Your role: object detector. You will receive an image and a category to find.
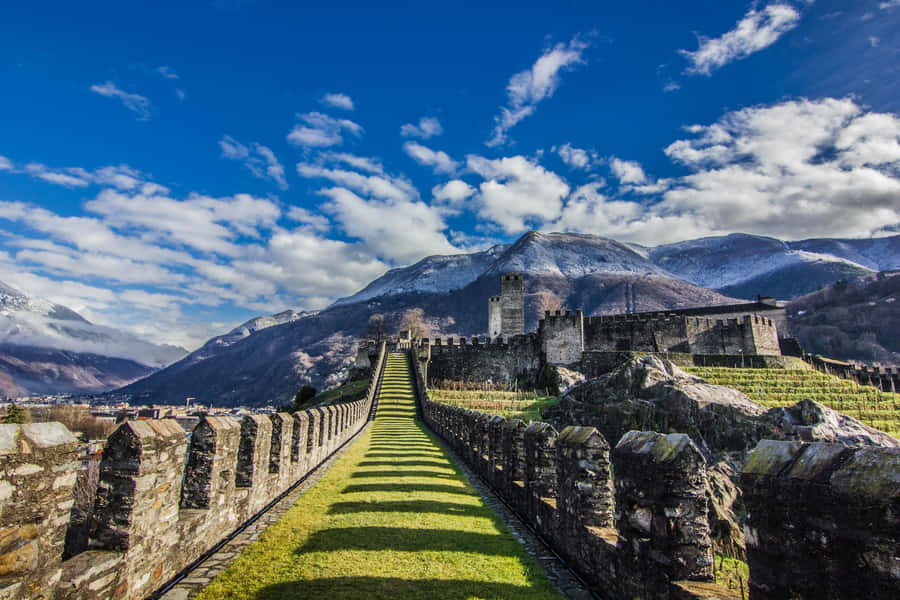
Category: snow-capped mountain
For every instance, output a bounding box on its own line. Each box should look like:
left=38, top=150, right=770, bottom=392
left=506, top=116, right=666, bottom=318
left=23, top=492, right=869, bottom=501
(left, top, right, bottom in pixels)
left=0, top=281, right=187, bottom=395
left=183, top=309, right=311, bottom=366
left=648, top=233, right=878, bottom=300
left=116, top=230, right=898, bottom=407
left=334, top=244, right=508, bottom=306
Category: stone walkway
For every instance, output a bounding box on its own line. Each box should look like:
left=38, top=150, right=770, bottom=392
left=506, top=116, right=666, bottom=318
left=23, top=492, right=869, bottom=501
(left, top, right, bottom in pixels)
left=173, top=353, right=589, bottom=599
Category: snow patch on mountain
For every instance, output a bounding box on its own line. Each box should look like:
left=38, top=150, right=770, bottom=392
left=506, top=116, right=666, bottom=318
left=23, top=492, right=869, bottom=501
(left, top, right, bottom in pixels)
left=0, top=280, right=187, bottom=368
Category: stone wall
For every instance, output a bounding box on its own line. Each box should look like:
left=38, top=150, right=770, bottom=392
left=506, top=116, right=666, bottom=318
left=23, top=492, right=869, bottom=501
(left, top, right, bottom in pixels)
left=538, top=310, right=584, bottom=366
left=488, top=296, right=502, bottom=338
left=741, top=441, right=900, bottom=599
left=582, top=313, right=780, bottom=356
left=422, top=335, right=541, bottom=386
left=414, top=348, right=899, bottom=599
left=1, top=341, right=385, bottom=600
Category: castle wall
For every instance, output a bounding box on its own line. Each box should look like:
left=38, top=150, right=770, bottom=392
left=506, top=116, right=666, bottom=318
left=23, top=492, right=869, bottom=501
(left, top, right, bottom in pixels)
left=539, top=310, right=584, bottom=365
left=414, top=362, right=727, bottom=599
left=414, top=346, right=900, bottom=599
left=584, top=315, right=691, bottom=353
left=7, top=341, right=387, bottom=600
left=423, top=335, right=541, bottom=386
left=0, top=423, right=80, bottom=599
left=500, top=274, right=524, bottom=337
left=741, top=441, right=900, bottom=599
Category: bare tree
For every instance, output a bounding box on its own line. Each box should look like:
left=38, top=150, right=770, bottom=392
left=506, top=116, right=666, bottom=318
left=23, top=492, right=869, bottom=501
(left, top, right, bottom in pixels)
left=366, top=313, right=388, bottom=341
left=536, top=290, right=564, bottom=318
left=399, top=308, right=432, bottom=340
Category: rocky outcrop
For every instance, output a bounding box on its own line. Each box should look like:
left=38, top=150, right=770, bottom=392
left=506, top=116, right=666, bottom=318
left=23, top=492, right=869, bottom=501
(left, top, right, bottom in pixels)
left=543, top=356, right=899, bottom=558
left=544, top=355, right=899, bottom=454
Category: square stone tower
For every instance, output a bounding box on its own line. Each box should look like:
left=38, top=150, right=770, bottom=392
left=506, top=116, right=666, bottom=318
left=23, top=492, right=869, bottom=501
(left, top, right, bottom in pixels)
left=488, top=295, right=502, bottom=338
left=500, top=273, right=525, bottom=336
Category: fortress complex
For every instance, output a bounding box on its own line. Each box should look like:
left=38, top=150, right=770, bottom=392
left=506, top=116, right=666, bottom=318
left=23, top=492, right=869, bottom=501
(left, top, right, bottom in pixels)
left=413, top=274, right=788, bottom=385
left=491, top=272, right=783, bottom=364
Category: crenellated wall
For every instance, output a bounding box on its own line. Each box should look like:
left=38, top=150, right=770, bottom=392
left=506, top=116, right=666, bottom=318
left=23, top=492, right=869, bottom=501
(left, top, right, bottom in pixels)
left=411, top=351, right=899, bottom=600
left=1, top=341, right=386, bottom=600
left=420, top=334, right=542, bottom=386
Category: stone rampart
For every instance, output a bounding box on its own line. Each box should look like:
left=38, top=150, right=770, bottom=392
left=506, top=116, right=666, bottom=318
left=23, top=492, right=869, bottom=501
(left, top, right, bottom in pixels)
left=1, top=341, right=385, bottom=600
left=741, top=440, right=899, bottom=599
left=421, top=334, right=541, bottom=386
left=412, top=351, right=898, bottom=599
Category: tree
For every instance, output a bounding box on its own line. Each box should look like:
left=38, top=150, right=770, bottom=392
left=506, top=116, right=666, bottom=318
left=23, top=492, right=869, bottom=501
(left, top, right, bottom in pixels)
left=294, top=385, right=317, bottom=407
left=4, top=403, right=30, bottom=424
left=535, top=290, right=564, bottom=319
left=399, top=308, right=432, bottom=340
left=366, top=313, right=388, bottom=341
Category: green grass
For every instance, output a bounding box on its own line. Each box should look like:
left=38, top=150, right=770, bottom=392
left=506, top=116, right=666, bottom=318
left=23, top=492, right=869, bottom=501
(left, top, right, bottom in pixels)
left=428, top=390, right=558, bottom=422
left=196, top=353, right=561, bottom=600
left=685, top=366, right=900, bottom=438
left=714, top=553, right=749, bottom=599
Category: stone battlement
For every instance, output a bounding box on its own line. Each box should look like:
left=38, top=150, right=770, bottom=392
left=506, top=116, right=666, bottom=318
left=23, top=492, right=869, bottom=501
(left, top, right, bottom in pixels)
left=0, top=343, right=386, bottom=600
left=411, top=353, right=899, bottom=599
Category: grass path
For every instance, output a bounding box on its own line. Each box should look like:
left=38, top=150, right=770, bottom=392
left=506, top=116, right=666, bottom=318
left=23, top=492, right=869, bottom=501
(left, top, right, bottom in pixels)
left=195, top=353, right=561, bottom=600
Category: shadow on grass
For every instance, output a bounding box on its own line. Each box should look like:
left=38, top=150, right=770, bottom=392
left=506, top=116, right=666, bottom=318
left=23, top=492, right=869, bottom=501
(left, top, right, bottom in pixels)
left=253, top=576, right=550, bottom=600
left=295, top=526, right=513, bottom=556
left=350, top=469, right=456, bottom=480
left=340, top=483, right=477, bottom=496
left=363, top=453, right=445, bottom=460
left=327, top=499, right=486, bottom=518
left=357, top=460, right=451, bottom=468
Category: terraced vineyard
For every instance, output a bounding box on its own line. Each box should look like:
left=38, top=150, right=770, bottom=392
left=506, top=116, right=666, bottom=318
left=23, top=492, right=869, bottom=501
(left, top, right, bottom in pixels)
left=685, top=366, right=900, bottom=438
left=428, top=389, right=558, bottom=422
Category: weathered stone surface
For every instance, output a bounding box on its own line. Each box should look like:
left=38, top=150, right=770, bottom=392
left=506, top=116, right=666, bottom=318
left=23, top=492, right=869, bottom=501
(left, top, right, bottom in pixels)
left=613, top=431, right=713, bottom=597
left=0, top=422, right=79, bottom=599
left=741, top=441, right=900, bottom=599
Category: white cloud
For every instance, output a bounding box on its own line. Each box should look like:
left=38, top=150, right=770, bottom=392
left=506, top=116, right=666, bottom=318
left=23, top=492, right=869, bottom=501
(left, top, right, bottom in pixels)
left=680, top=4, right=801, bottom=76
left=319, top=187, right=457, bottom=264
left=287, top=112, right=363, bottom=147
left=488, top=35, right=589, bottom=146
left=402, top=141, right=459, bottom=174
left=286, top=206, right=331, bottom=232
left=0, top=156, right=12, bottom=171
left=89, top=81, right=152, bottom=119
left=319, top=152, right=384, bottom=174
left=155, top=65, right=179, bottom=80
left=663, top=81, right=681, bottom=93
left=608, top=157, right=647, bottom=184
left=297, top=163, right=417, bottom=203
left=555, top=143, right=594, bottom=170
left=645, top=98, right=900, bottom=242
left=321, top=92, right=355, bottom=111
left=869, top=36, right=880, bottom=47
left=432, top=180, right=476, bottom=207
left=400, top=117, right=443, bottom=139
left=880, top=0, right=900, bottom=9
left=219, top=135, right=287, bottom=189
left=17, top=162, right=154, bottom=191
left=175, top=88, right=186, bottom=101
left=467, top=154, right=570, bottom=233
left=24, top=163, right=90, bottom=187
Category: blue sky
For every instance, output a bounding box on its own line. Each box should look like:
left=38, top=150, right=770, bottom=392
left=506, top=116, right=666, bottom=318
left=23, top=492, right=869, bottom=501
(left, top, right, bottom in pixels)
left=0, top=0, right=898, bottom=349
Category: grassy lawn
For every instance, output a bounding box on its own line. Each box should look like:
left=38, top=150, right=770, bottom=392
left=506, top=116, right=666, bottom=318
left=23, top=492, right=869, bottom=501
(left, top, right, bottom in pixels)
left=196, top=353, right=561, bottom=600
left=428, top=389, right=558, bottom=422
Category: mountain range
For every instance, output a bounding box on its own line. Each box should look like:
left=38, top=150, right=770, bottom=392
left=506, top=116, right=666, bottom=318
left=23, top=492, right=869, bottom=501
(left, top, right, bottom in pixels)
left=0, top=281, right=187, bottom=397
left=117, top=231, right=900, bottom=407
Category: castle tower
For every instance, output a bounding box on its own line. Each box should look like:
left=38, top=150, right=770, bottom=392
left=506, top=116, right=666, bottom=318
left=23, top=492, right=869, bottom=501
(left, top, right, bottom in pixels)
left=500, top=273, right=525, bottom=336
left=488, top=296, right=502, bottom=338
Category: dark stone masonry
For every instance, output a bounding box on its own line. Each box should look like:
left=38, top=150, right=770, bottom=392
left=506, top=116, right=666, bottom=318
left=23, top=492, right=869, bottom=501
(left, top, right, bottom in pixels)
left=412, top=352, right=900, bottom=599
left=0, top=343, right=385, bottom=600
